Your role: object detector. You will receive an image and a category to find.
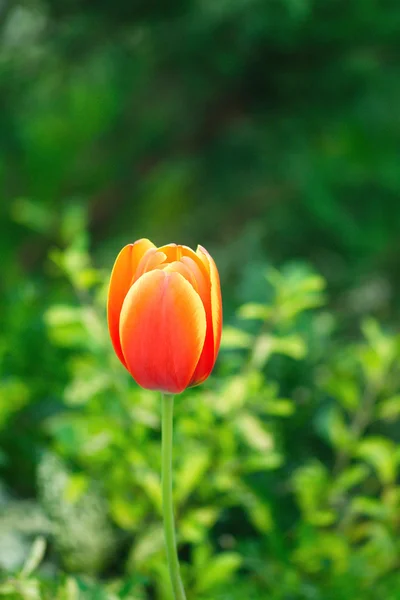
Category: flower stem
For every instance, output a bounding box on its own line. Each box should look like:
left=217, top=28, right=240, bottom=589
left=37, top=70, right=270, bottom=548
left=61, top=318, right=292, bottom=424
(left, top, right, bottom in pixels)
left=161, top=394, right=187, bottom=600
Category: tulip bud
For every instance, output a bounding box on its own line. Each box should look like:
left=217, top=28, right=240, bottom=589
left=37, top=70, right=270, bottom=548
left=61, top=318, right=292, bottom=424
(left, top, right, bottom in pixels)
left=107, top=239, right=222, bottom=394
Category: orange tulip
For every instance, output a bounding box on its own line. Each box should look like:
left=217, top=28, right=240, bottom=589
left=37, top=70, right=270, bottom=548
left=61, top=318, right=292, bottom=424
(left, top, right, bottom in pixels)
left=107, top=239, right=222, bottom=394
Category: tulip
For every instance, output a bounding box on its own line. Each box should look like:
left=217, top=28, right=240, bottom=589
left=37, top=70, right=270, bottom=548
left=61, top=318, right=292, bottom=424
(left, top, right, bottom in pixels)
left=107, top=238, right=222, bottom=394
left=107, top=239, right=222, bottom=600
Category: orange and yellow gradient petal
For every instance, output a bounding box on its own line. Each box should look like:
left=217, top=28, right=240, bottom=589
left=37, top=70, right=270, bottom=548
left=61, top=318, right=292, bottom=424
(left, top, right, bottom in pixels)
left=119, top=269, right=207, bottom=393
left=107, top=238, right=155, bottom=366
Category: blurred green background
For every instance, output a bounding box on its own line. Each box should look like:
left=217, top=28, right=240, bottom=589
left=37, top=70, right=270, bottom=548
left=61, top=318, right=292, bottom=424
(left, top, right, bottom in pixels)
left=1, top=1, right=400, bottom=598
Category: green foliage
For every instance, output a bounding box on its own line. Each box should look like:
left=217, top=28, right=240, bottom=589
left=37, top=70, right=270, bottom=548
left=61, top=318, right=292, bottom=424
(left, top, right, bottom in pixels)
left=2, top=209, right=400, bottom=597
left=2, top=0, right=400, bottom=597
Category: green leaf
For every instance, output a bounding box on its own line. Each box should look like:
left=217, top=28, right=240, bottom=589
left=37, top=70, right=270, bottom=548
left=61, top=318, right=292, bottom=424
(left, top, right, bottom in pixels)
left=265, top=399, right=295, bottom=417
left=293, top=462, right=335, bottom=526
left=20, top=537, right=46, bottom=577
left=128, top=525, right=164, bottom=568
left=350, top=496, right=387, bottom=520
left=65, top=474, right=89, bottom=503
left=220, top=326, right=253, bottom=349
left=238, top=303, right=272, bottom=321
left=64, top=365, right=111, bottom=406
left=238, top=486, right=273, bottom=533
left=316, top=405, right=353, bottom=451
left=180, top=507, right=219, bottom=543
left=378, top=395, right=400, bottom=422
left=249, top=334, right=273, bottom=369
left=213, top=375, right=250, bottom=414
left=242, top=453, right=283, bottom=472
left=196, top=553, right=242, bottom=593
left=293, top=531, right=349, bottom=575
left=357, top=437, right=397, bottom=484
left=138, top=470, right=162, bottom=514
left=175, top=449, right=211, bottom=507
left=44, top=305, right=87, bottom=348
left=109, top=494, right=146, bottom=530
left=271, top=335, right=307, bottom=360
left=324, top=376, right=360, bottom=412
left=11, top=197, right=54, bottom=233
left=331, top=464, right=369, bottom=497
left=62, top=578, right=80, bottom=600
left=235, top=414, right=274, bottom=452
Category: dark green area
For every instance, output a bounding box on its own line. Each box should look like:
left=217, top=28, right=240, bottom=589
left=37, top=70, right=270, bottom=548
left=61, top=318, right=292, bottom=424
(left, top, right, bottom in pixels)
left=1, top=1, right=400, bottom=598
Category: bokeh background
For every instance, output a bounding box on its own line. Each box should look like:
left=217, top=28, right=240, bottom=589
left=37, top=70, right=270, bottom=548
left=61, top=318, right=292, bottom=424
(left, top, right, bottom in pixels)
left=1, top=1, right=400, bottom=598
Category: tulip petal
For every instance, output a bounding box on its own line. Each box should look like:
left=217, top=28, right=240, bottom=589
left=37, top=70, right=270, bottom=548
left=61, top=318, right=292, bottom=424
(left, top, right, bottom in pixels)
left=160, top=246, right=214, bottom=386
left=197, top=245, right=223, bottom=359
left=107, top=239, right=155, bottom=367
left=157, top=243, right=181, bottom=261
left=134, top=248, right=167, bottom=281
left=162, top=260, right=198, bottom=290
left=181, top=256, right=214, bottom=386
left=119, top=270, right=207, bottom=393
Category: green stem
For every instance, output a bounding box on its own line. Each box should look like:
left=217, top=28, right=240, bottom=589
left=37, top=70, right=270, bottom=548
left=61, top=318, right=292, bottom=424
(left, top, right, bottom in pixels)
left=161, top=394, right=187, bottom=600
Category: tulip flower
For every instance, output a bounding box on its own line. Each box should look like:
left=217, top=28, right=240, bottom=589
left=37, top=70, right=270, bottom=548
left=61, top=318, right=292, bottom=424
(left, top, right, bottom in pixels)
left=107, top=239, right=222, bottom=394
left=107, top=239, right=222, bottom=600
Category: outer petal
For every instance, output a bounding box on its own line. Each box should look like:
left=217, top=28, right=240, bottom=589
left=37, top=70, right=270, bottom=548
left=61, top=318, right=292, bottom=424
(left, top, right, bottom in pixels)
left=196, top=245, right=223, bottom=362
left=107, top=239, right=155, bottom=367
left=119, top=270, right=206, bottom=393
left=181, top=256, right=214, bottom=386
left=162, top=245, right=215, bottom=386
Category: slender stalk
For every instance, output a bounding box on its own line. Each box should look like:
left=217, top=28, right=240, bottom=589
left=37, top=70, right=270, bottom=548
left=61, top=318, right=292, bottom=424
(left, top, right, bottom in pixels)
left=161, top=394, right=187, bottom=600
